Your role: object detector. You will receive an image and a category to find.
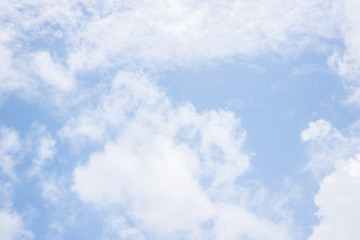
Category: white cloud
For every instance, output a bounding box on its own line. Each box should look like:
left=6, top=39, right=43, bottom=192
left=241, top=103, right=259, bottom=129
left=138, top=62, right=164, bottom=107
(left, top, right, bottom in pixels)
left=66, top=0, right=339, bottom=72
left=31, top=51, right=74, bottom=91
left=301, top=120, right=348, bottom=176
left=214, top=204, right=292, bottom=240
left=26, top=124, right=56, bottom=177
left=0, top=210, right=33, bottom=240
left=70, top=72, right=293, bottom=239
left=40, top=177, right=65, bottom=204
left=0, top=45, right=19, bottom=94
left=302, top=119, right=360, bottom=175
left=0, top=124, right=34, bottom=237
left=0, top=126, right=20, bottom=209
left=0, top=127, right=33, bottom=239
left=0, top=0, right=80, bottom=103
left=327, top=0, right=360, bottom=105
left=301, top=120, right=337, bottom=142
left=0, top=126, right=20, bottom=179
left=102, top=216, right=145, bottom=240
left=302, top=120, right=360, bottom=239
left=2, top=0, right=360, bottom=109
left=0, top=0, right=342, bottom=92
left=59, top=71, right=163, bottom=144
left=309, top=155, right=360, bottom=240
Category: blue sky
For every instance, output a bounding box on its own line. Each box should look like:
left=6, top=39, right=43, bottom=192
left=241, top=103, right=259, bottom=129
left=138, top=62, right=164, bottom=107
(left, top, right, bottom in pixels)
left=1, top=1, right=360, bottom=239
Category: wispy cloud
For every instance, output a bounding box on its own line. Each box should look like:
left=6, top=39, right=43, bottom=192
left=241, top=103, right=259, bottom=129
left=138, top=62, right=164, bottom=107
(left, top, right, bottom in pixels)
left=0, top=126, right=33, bottom=240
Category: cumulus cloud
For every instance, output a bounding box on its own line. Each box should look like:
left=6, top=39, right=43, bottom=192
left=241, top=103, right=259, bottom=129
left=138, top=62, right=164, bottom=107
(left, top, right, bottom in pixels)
left=301, top=120, right=335, bottom=142
left=302, top=120, right=360, bottom=239
left=301, top=120, right=349, bottom=176
left=69, top=72, right=294, bottom=239
left=309, top=155, right=360, bottom=240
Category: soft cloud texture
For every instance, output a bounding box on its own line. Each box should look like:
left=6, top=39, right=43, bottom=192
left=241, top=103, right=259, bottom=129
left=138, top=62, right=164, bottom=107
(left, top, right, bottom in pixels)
left=0, top=126, right=20, bottom=179
left=70, top=72, right=292, bottom=239
left=0, top=210, right=33, bottom=240
left=0, top=0, right=342, bottom=97
left=31, top=51, right=74, bottom=91
left=66, top=0, right=339, bottom=71
left=0, top=126, right=33, bottom=240
left=310, top=155, right=360, bottom=240
left=327, top=0, right=360, bottom=105
left=26, top=124, right=56, bottom=177
left=302, top=120, right=360, bottom=239
left=301, top=119, right=360, bottom=176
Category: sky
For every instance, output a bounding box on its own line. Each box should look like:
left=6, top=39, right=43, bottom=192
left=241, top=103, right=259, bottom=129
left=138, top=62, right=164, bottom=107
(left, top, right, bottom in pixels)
left=1, top=0, right=360, bottom=239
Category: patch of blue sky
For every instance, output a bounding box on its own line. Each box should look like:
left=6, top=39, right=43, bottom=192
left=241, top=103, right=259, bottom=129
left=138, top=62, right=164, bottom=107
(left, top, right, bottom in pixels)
left=0, top=95, right=61, bottom=133
left=12, top=181, right=48, bottom=237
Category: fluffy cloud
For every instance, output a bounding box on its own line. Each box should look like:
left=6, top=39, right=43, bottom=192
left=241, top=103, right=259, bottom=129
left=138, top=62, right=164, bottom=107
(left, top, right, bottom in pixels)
left=0, top=210, right=33, bottom=240
left=301, top=120, right=335, bottom=142
left=302, top=120, right=360, bottom=239
left=309, top=155, right=360, bottom=240
left=69, top=72, right=293, bottom=239
left=301, top=119, right=353, bottom=176
left=31, top=51, right=74, bottom=91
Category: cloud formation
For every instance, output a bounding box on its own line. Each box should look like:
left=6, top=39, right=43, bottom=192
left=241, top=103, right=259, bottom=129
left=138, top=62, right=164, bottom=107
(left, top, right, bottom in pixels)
left=302, top=119, right=360, bottom=176
left=310, top=155, right=360, bottom=240
left=69, top=72, right=294, bottom=239
left=0, top=210, right=33, bottom=240
left=302, top=120, right=360, bottom=239
left=0, top=0, right=342, bottom=95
